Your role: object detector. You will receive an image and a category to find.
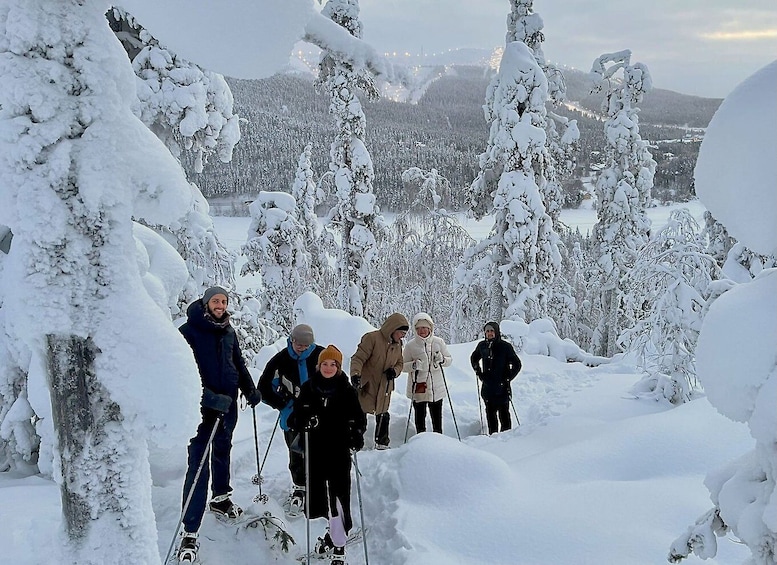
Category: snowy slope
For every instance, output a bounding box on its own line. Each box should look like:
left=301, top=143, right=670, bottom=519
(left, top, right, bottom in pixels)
left=0, top=201, right=752, bottom=565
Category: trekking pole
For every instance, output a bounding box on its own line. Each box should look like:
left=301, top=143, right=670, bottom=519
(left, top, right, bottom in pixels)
left=475, top=374, right=485, bottom=435
left=352, top=451, right=370, bottom=565
left=164, top=415, right=222, bottom=565
left=509, top=398, right=521, bottom=426
left=439, top=365, right=461, bottom=441
left=403, top=367, right=420, bottom=444
left=304, top=428, right=311, bottom=565
left=251, top=406, right=269, bottom=504
left=258, top=412, right=281, bottom=477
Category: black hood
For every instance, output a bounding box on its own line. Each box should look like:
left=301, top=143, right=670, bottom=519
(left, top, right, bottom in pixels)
left=484, top=321, right=502, bottom=340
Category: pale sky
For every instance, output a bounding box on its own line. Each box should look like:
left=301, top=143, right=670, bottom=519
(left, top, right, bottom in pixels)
left=356, top=0, right=777, bottom=99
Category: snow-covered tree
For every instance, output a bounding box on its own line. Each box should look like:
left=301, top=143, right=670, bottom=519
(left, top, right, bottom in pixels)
left=0, top=1, right=199, bottom=562
left=620, top=209, right=720, bottom=404
left=459, top=41, right=561, bottom=324
left=316, top=0, right=385, bottom=319
left=372, top=167, right=472, bottom=343
left=669, top=60, right=776, bottom=565
left=241, top=191, right=309, bottom=333
left=700, top=211, right=735, bottom=267
left=109, top=7, right=239, bottom=314
left=588, top=50, right=655, bottom=357
left=290, top=143, right=331, bottom=294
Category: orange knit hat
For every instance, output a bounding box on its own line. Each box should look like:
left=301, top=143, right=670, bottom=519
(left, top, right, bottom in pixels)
left=318, top=344, right=343, bottom=367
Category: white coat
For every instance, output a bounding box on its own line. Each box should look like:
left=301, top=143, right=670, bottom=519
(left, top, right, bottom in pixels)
left=403, top=332, right=452, bottom=403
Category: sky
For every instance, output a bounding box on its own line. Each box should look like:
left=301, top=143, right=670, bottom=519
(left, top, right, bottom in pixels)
left=355, top=0, right=777, bottom=99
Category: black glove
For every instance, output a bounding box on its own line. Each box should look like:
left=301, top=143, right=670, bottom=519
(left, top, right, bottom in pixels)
left=349, top=424, right=365, bottom=451
left=202, top=388, right=233, bottom=414
left=303, top=414, right=319, bottom=431
left=383, top=368, right=397, bottom=380
left=246, top=388, right=262, bottom=408
left=275, top=383, right=293, bottom=404
left=351, top=374, right=361, bottom=388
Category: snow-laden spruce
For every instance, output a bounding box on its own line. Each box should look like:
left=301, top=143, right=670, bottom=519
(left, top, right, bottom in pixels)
left=455, top=40, right=560, bottom=334
left=0, top=1, right=202, bottom=563
left=317, top=0, right=386, bottom=320
left=588, top=50, right=655, bottom=358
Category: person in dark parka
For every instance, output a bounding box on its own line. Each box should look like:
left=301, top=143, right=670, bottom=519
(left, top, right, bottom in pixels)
left=176, top=286, right=261, bottom=561
left=470, top=321, right=522, bottom=435
left=288, top=345, right=366, bottom=564
left=258, top=323, right=324, bottom=515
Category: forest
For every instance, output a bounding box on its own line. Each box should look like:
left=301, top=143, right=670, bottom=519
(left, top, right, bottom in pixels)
left=186, top=64, right=720, bottom=215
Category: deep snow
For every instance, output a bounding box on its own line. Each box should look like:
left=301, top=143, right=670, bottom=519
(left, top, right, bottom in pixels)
left=0, top=200, right=754, bottom=565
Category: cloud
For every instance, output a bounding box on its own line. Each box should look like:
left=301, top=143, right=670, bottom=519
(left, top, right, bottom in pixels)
left=701, top=29, right=777, bottom=41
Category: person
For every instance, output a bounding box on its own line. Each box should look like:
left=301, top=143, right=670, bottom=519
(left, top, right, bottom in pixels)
left=349, top=313, right=409, bottom=449
left=470, top=321, right=522, bottom=435
left=258, top=323, right=323, bottom=517
left=402, top=313, right=453, bottom=435
left=288, top=345, right=366, bottom=565
left=176, top=286, right=262, bottom=563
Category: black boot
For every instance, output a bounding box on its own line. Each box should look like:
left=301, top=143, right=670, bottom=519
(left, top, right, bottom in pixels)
left=374, top=412, right=390, bottom=449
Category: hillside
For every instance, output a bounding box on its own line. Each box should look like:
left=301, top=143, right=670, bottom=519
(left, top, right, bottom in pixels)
left=186, top=65, right=721, bottom=214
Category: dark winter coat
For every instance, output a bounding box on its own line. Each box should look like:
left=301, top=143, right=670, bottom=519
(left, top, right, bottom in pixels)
left=258, top=340, right=324, bottom=431
left=350, top=312, right=409, bottom=414
left=288, top=371, right=366, bottom=531
left=179, top=299, right=256, bottom=401
left=470, top=322, right=522, bottom=403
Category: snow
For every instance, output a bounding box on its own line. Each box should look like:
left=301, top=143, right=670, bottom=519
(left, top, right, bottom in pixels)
left=1, top=202, right=755, bottom=565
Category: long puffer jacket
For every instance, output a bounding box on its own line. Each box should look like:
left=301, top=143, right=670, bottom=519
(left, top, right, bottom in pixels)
left=402, top=313, right=453, bottom=403
left=350, top=312, right=409, bottom=414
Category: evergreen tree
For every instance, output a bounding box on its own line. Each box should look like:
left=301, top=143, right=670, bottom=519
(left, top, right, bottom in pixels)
left=588, top=50, right=655, bottom=357
left=0, top=1, right=198, bottom=561
left=317, top=0, right=385, bottom=319
left=460, top=41, right=560, bottom=323
left=241, top=192, right=308, bottom=333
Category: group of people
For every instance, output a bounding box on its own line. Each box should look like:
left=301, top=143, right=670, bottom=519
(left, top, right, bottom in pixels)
left=174, top=287, right=522, bottom=563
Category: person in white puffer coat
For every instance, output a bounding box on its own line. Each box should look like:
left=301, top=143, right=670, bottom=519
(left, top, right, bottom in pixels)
left=402, top=313, right=453, bottom=434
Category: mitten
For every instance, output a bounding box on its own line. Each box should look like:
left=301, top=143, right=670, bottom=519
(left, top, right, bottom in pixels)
left=202, top=388, right=233, bottom=414
left=384, top=368, right=397, bottom=380
left=350, top=374, right=361, bottom=388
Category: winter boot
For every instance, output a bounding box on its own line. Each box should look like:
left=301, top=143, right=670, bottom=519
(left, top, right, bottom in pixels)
left=331, top=545, right=346, bottom=564
left=208, top=493, right=244, bottom=523
left=286, top=485, right=305, bottom=518
left=314, top=531, right=335, bottom=557
left=177, top=531, right=199, bottom=563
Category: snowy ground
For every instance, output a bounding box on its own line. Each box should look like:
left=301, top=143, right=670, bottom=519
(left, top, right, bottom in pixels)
left=1, top=199, right=753, bottom=565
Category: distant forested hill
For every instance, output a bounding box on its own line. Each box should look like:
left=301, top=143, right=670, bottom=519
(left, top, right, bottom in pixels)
left=186, top=66, right=721, bottom=214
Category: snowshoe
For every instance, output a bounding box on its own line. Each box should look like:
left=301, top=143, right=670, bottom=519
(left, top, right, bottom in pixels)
left=315, top=532, right=335, bottom=557
left=331, top=545, right=346, bottom=564
left=177, top=531, right=199, bottom=564
left=208, top=494, right=244, bottom=524
left=286, top=488, right=305, bottom=518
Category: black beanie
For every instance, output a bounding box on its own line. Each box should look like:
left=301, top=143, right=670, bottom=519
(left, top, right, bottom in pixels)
left=202, top=286, right=229, bottom=305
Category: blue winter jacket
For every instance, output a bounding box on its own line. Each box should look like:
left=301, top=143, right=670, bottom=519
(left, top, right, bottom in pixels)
left=179, top=299, right=256, bottom=401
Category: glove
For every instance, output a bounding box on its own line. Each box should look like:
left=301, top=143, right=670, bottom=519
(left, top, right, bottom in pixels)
left=349, top=425, right=365, bottom=451
left=246, top=388, right=262, bottom=408
left=303, top=414, right=319, bottom=431
left=351, top=374, right=361, bottom=388
left=433, top=352, right=444, bottom=364
left=383, top=368, right=397, bottom=380
left=202, top=388, right=233, bottom=414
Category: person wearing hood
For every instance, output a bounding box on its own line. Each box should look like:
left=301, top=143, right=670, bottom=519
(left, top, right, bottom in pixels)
left=470, top=321, right=522, bottom=435
left=403, top=313, right=453, bottom=435
left=349, top=312, right=409, bottom=450
left=176, top=286, right=261, bottom=561
left=288, top=345, right=366, bottom=565
left=258, top=323, right=324, bottom=517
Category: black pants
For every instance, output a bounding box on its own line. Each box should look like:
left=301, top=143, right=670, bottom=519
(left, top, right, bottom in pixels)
left=375, top=412, right=390, bottom=447
left=182, top=405, right=238, bottom=532
left=284, top=429, right=305, bottom=488
left=413, top=399, right=443, bottom=434
left=484, top=400, right=511, bottom=435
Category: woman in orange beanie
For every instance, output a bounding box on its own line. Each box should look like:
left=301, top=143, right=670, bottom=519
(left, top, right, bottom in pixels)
left=288, top=345, right=366, bottom=564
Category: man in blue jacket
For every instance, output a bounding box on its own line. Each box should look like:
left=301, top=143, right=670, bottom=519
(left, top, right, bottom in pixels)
left=259, top=323, right=323, bottom=517
left=176, top=287, right=261, bottom=562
